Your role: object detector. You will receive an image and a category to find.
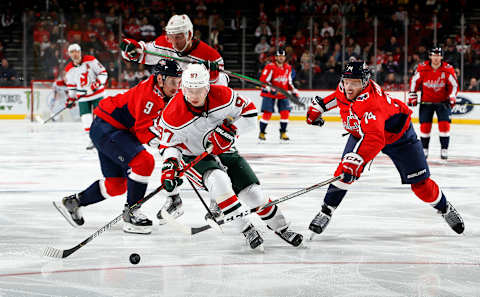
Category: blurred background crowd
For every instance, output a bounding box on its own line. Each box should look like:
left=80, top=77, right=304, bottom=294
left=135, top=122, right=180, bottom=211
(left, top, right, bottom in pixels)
left=1, top=0, right=479, bottom=91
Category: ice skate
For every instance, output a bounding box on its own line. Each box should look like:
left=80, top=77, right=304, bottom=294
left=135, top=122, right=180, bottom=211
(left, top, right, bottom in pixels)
left=423, top=148, right=429, bottom=159
left=440, top=149, right=448, bottom=161
left=271, top=224, right=304, bottom=247
left=157, top=194, right=184, bottom=225
left=242, top=224, right=264, bottom=251
left=280, top=131, right=290, bottom=141
left=53, top=194, right=85, bottom=227
left=123, top=203, right=153, bottom=234
left=204, top=200, right=224, bottom=221
left=258, top=132, right=266, bottom=141
left=86, top=141, right=95, bottom=150
left=439, top=201, right=464, bottom=234
left=308, top=204, right=333, bottom=240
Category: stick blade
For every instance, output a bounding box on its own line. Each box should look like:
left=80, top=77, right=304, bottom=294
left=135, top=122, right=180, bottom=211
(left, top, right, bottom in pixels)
left=160, top=209, right=192, bottom=235
left=43, top=246, right=66, bottom=258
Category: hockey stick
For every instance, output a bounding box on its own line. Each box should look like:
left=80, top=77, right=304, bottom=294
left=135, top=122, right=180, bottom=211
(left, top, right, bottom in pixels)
left=143, top=50, right=302, bottom=105
left=41, top=104, right=74, bottom=124
left=166, top=175, right=343, bottom=236
left=43, top=146, right=213, bottom=259
left=420, top=101, right=480, bottom=106
left=187, top=178, right=222, bottom=231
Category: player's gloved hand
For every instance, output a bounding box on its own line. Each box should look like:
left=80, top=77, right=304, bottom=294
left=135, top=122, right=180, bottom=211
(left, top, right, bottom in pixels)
left=65, top=97, right=76, bottom=109
left=208, top=119, right=238, bottom=155
left=340, top=152, right=365, bottom=184
left=449, top=96, right=456, bottom=108
left=306, top=96, right=326, bottom=127
left=407, top=92, right=418, bottom=107
left=161, top=158, right=183, bottom=192
left=202, top=60, right=220, bottom=71
left=90, top=79, right=102, bottom=92
left=262, top=86, right=278, bottom=96
left=120, top=38, right=142, bottom=61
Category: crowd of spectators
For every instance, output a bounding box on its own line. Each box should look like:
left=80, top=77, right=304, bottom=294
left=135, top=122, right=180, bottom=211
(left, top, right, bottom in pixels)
left=1, top=0, right=479, bottom=90
left=252, top=0, right=479, bottom=91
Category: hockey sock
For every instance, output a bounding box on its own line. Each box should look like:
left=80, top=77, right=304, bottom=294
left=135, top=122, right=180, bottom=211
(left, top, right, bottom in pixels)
left=324, top=184, right=347, bottom=208
left=420, top=137, right=430, bottom=150
left=78, top=180, right=105, bottom=206
left=419, top=122, right=432, bottom=149
left=126, top=150, right=154, bottom=206
left=260, top=112, right=272, bottom=133
left=279, top=110, right=290, bottom=133
left=438, top=121, right=450, bottom=150
left=81, top=113, right=93, bottom=133
left=411, top=178, right=447, bottom=213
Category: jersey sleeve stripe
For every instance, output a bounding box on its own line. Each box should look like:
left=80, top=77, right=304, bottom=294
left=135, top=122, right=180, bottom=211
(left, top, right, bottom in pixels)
left=410, top=72, right=421, bottom=92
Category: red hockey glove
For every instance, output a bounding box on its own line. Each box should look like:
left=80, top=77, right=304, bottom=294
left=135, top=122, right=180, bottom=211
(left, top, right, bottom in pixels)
left=208, top=120, right=238, bottom=155
left=65, top=97, right=76, bottom=109
left=90, top=79, right=102, bottom=92
left=407, top=92, right=418, bottom=107
left=340, top=152, right=365, bottom=184
left=161, top=158, right=183, bottom=192
left=120, top=38, right=142, bottom=61
left=449, top=96, right=456, bottom=108
left=306, top=96, right=326, bottom=127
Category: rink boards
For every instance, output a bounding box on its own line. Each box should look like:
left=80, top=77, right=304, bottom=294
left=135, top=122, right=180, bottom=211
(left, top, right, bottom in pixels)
left=1, top=87, right=479, bottom=124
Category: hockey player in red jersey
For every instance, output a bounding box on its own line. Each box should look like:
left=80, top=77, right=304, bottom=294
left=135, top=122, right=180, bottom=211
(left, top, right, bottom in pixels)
left=120, top=14, right=228, bottom=86
left=306, top=61, right=464, bottom=239
left=408, top=47, right=458, bottom=160
left=53, top=60, right=182, bottom=234
left=258, top=47, right=299, bottom=141
left=154, top=63, right=304, bottom=250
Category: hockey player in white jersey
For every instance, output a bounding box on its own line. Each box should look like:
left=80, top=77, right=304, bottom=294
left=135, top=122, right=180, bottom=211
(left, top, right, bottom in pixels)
left=64, top=43, right=108, bottom=149
left=120, top=14, right=228, bottom=86
left=154, top=64, right=304, bottom=250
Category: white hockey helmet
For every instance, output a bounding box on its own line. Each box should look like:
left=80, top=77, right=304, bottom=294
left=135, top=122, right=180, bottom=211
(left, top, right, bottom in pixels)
left=165, top=14, right=193, bottom=38
left=68, top=43, right=81, bottom=52
left=182, top=63, right=210, bottom=89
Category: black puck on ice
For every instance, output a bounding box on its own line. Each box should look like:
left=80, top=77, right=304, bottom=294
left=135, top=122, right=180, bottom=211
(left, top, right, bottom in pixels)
left=129, top=253, right=141, bottom=265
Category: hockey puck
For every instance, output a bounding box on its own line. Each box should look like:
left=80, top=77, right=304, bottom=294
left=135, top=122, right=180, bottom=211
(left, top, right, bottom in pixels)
left=129, top=253, right=141, bottom=265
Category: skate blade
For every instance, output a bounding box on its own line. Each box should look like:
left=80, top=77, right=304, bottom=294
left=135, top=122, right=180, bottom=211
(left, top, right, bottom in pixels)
left=308, top=231, right=318, bottom=241
left=52, top=201, right=81, bottom=228
left=123, top=223, right=152, bottom=234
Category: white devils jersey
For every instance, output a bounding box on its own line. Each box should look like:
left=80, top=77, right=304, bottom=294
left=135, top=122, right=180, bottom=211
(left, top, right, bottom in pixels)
left=153, top=85, right=257, bottom=160
left=64, top=55, right=108, bottom=102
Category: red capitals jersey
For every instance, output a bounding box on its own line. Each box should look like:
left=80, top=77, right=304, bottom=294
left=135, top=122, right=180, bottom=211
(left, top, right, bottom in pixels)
left=137, top=35, right=224, bottom=85
left=259, top=62, right=295, bottom=99
left=410, top=61, right=458, bottom=103
left=321, top=80, right=412, bottom=163
left=94, top=75, right=170, bottom=147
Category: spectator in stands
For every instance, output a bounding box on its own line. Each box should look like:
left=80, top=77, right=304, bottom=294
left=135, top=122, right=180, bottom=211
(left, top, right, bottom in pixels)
left=67, top=23, right=83, bottom=44
left=383, top=72, right=400, bottom=91
left=193, top=10, right=209, bottom=38
left=444, top=43, right=460, bottom=69
left=0, top=58, right=17, bottom=85
left=467, top=77, right=479, bottom=91
left=124, top=17, right=141, bottom=40
left=295, top=53, right=321, bottom=89
left=320, top=21, right=334, bottom=38
left=1, top=8, right=14, bottom=30
left=140, top=16, right=156, bottom=41
left=230, top=10, right=244, bottom=31
left=0, top=41, right=4, bottom=60
left=106, top=61, right=119, bottom=83
left=255, top=36, right=271, bottom=56
left=122, top=63, right=137, bottom=88
left=291, top=30, right=306, bottom=54
left=210, top=27, right=223, bottom=53
left=383, top=36, right=399, bottom=53
left=105, top=7, right=119, bottom=31
left=255, top=21, right=272, bottom=39
left=135, top=64, right=150, bottom=82
left=319, top=55, right=340, bottom=89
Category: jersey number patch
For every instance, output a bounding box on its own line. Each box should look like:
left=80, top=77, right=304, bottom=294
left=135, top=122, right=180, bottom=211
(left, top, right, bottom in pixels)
left=364, top=112, right=376, bottom=124
left=144, top=101, right=154, bottom=114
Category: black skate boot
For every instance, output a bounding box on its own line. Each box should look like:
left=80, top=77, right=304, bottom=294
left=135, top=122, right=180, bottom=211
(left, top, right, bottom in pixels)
left=439, top=201, right=464, bottom=234
left=271, top=224, right=304, bottom=247
left=441, top=149, right=448, bottom=161
left=157, top=194, right=184, bottom=225
left=242, top=224, right=264, bottom=250
left=308, top=204, right=334, bottom=240
left=123, top=203, right=153, bottom=234
left=53, top=194, right=85, bottom=227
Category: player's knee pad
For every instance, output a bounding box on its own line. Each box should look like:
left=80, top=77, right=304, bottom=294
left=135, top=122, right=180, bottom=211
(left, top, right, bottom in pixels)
left=438, top=121, right=450, bottom=136
left=204, top=169, right=235, bottom=204
left=261, top=112, right=273, bottom=121
left=279, top=110, right=290, bottom=120
left=100, top=177, right=127, bottom=198
left=411, top=178, right=441, bottom=205
left=238, top=184, right=266, bottom=208
left=420, top=122, right=432, bottom=137
left=128, top=150, right=154, bottom=183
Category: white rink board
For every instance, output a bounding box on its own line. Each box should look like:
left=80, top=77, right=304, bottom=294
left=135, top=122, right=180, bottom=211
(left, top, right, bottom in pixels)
left=1, top=87, right=480, bottom=123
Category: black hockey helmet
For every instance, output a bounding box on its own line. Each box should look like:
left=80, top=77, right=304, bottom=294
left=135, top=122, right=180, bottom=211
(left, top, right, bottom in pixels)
left=153, top=59, right=182, bottom=81
left=429, top=47, right=443, bottom=57
left=275, top=47, right=286, bottom=56
left=341, top=61, right=371, bottom=89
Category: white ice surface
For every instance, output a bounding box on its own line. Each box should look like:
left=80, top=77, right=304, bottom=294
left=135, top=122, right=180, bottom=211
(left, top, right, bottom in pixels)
left=0, top=120, right=479, bottom=297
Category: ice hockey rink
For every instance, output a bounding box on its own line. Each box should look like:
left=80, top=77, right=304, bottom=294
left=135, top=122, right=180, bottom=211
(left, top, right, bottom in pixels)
left=0, top=120, right=479, bottom=297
